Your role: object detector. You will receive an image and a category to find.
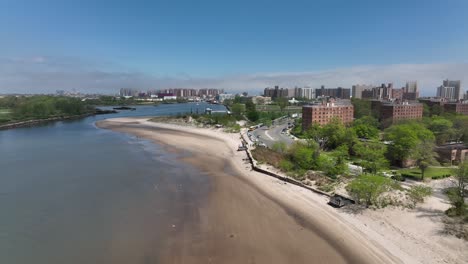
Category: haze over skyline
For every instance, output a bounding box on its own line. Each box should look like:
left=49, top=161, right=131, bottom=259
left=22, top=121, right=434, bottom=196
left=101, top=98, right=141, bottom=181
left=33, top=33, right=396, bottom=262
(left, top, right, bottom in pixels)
left=1, top=0, right=467, bottom=95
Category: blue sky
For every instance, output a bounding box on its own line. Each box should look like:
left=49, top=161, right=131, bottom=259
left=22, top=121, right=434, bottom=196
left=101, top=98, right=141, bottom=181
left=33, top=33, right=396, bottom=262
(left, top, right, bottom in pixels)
left=0, top=0, right=467, bottom=94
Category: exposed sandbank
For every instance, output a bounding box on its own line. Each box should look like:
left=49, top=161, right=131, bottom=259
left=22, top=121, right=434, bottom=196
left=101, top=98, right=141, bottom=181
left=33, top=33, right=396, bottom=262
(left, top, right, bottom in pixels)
left=97, top=117, right=402, bottom=264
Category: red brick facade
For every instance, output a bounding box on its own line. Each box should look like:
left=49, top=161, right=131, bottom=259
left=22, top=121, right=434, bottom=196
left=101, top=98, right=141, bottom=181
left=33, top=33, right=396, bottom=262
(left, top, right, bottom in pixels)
left=302, top=103, right=354, bottom=130
left=372, top=101, right=423, bottom=127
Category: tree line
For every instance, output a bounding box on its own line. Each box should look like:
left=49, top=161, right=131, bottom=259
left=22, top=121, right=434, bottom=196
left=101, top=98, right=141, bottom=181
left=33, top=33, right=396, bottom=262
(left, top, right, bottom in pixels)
left=0, top=96, right=95, bottom=123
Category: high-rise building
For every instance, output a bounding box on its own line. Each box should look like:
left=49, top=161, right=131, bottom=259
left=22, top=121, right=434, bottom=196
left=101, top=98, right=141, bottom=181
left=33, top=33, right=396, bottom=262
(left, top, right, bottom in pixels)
left=403, top=81, right=419, bottom=100
left=405, top=81, right=418, bottom=93
left=437, top=86, right=456, bottom=100
left=351, top=84, right=373, bottom=99
left=263, top=86, right=290, bottom=99
left=315, top=86, right=351, bottom=99
left=438, top=79, right=462, bottom=100
left=392, top=88, right=404, bottom=100
left=119, top=88, right=138, bottom=97
left=301, top=87, right=315, bottom=99
left=361, top=83, right=393, bottom=100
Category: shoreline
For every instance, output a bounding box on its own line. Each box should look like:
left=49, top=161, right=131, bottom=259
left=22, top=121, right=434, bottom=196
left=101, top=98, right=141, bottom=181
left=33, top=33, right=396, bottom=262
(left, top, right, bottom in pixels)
left=96, top=118, right=400, bottom=263
left=0, top=109, right=116, bottom=130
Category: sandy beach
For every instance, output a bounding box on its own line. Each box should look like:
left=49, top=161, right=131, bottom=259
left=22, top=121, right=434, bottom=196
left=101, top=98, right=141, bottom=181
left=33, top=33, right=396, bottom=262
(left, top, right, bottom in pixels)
left=97, top=117, right=467, bottom=264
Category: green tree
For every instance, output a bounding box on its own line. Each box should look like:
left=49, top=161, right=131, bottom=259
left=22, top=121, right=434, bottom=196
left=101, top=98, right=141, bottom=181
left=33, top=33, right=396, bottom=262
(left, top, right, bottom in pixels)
left=276, top=97, right=289, bottom=112
left=428, top=117, right=459, bottom=145
left=346, top=175, right=396, bottom=207
left=351, top=98, right=373, bottom=119
left=353, top=116, right=380, bottom=139
left=230, top=103, right=245, bottom=116
left=412, top=140, right=439, bottom=180
left=288, top=142, right=316, bottom=170
left=446, top=162, right=468, bottom=216
left=452, top=116, right=468, bottom=144
left=321, top=118, right=347, bottom=150
left=354, top=141, right=389, bottom=174
left=384, top=122, right=435, bottom=165
left=272, top=142, right=288, bottom=154
left=304, top=122, right=326, bottom=149
left=327, top=145, right=349, bottom=176
left=246, top=110, right=260, bottom=121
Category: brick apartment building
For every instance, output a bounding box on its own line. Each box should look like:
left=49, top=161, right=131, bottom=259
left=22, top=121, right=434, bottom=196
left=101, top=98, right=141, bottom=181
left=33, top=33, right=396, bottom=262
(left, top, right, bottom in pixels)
left=435, top=143, right=468, bottom=164
left=419, top=98, right=468, bottom=115
left=371, top=100, right=423, bottom=127
left=302, top=100, right=354, bottom=130
left=443, top=102, right=468, bottom=115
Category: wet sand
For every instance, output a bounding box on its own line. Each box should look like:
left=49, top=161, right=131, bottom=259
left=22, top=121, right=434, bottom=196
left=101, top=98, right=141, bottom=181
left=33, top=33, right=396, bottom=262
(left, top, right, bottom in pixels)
left=97, top=118, right=397, bottom=264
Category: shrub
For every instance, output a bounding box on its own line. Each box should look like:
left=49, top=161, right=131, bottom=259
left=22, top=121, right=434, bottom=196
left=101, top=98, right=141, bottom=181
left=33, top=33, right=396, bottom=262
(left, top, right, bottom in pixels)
left=446, top=187, right=467, bottom=217
left=279, top=159, right=294, bottom=172
left=407, top=185, right=432, bottom=207
left=346, top=175, right=396, bottom=208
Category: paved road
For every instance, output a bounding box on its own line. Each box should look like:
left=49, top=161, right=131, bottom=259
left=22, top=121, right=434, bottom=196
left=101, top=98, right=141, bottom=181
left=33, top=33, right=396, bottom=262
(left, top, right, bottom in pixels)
left=251, top=118, right=296, bottom=148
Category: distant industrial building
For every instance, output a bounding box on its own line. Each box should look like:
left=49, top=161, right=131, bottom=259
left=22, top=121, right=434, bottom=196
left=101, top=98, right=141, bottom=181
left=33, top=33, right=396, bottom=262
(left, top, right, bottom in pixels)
left=371, top=100, right=423, bottom=127
left=302, top=99, right=354, bottom=129
left=315, top=86, right=351, bottom=99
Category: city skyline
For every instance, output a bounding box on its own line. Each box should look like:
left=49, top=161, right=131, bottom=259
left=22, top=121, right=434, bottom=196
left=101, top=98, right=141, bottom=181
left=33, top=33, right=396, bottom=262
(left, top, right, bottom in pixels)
left=1, top=1, right=468, bottom=95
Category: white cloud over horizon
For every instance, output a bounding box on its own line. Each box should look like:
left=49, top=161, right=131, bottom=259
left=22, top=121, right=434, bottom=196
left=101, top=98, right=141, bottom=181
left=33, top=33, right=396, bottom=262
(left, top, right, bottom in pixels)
left=0, top=56, right=467, bottom=97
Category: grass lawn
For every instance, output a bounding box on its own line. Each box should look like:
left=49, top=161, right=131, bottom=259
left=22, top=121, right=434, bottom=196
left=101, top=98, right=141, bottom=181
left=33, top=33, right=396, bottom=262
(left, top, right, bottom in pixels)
left=398, top=167, right=454, bottom=180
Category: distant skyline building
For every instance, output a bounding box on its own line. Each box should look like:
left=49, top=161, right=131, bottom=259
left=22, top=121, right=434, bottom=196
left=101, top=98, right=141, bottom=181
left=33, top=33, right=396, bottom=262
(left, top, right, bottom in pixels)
left=437, top=86, right=456, bottom=100
left=301, top=87, right=315, bottom=99
left=361, top=83, right=393, bottom=100
left=437, top=79, right=462, bottom=100
left=315, top=86, right=350, bottom=99
left=403, top=81, right=419, bottom=100
left=357, top=82, right=419, bottom=101
left=352, top=84, right=373, bottom=99
left=405, top=81, right=418, bottom=93
left=264, top=86, right=290, bottom=99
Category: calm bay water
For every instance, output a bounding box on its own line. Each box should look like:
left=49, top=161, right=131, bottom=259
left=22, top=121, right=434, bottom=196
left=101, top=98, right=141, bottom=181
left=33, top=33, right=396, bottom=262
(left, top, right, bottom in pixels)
left=0, top=103, right=226, bottom=264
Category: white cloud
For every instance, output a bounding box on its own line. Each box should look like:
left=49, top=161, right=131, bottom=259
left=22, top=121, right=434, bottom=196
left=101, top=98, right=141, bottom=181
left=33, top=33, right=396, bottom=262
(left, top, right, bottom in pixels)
left=0, top=56, right=467, bottom=96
